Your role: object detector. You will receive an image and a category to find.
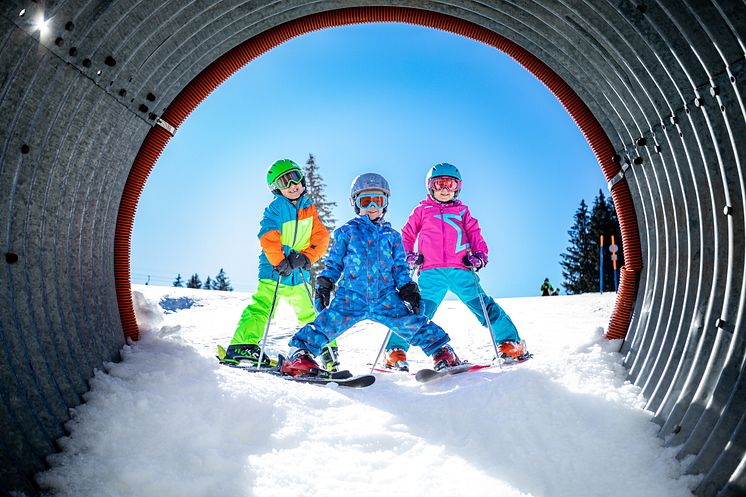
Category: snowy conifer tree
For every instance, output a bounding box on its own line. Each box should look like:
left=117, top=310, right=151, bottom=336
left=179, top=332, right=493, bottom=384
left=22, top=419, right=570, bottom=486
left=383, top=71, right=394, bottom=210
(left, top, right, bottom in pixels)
left=203, top=276, right=213, bottom=291
left=173, top=274, right=184, bottom=287
left=588, top=190, right=623, bottom=292
left=303, top=154, right=337, bottom=287
left=214, top=268, right=233, bottom=291
left=561, top=193, right=622, bottom=294
left=560, top=199, right=594, bottom=294
left=186, top=273, right=202, bottom=289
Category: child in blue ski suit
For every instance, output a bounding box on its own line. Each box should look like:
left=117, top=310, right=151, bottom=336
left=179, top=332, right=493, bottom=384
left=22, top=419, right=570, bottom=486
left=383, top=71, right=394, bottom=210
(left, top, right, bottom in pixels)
left=383, top=163, right=530, bottom=371
left=280, top=173, right=462, bottom=376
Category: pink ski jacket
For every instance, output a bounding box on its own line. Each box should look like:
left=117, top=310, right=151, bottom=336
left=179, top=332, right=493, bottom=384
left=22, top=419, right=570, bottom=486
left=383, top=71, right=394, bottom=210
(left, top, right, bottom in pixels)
left=401, top=196, right=489, bottom=271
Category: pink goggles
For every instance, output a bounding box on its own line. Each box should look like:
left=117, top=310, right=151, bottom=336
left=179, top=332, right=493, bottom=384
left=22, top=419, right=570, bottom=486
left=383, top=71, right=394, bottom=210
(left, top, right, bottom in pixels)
left=428, top=176, right=461, bottom=192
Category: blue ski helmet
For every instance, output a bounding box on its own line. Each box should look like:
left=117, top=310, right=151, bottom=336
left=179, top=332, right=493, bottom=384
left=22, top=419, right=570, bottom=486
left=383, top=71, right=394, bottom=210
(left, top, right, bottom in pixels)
left=350, top=173, right=390, bottom=214
left=426, top=163, right=462, bottom=198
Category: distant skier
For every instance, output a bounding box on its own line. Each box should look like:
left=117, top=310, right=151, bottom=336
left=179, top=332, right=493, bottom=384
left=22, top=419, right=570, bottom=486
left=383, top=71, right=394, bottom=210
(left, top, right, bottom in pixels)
left=384, top=163, right=530, bottom=370
left=552, top=287, right=560, bottom=296
left=541, top=278, right=553, bottom=296
left=222, top=160, right=337, bottom=369
left=279, top=173, right=462, bottom=377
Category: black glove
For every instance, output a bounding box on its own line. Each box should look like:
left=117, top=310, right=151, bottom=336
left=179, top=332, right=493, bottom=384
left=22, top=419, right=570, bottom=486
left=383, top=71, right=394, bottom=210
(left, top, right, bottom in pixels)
left=398, top=281, right=421, bottom=314
left=288, top=251, right=311, bottom=270
left=274, top=258, right=293, bottom=277
left=315, top=276, right=335, bottom=311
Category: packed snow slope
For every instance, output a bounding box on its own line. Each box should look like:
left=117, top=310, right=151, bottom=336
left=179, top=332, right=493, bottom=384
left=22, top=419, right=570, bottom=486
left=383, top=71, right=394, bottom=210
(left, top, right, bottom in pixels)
left=37, top=285, right=700, bottom=497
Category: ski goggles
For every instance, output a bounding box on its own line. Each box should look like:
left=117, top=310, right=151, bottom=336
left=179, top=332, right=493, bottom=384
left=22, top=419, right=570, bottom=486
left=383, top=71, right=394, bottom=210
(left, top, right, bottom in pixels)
left=273, top=169, right=304, bottom=190
left=355, top=193, right=389, bottom=210
left=428, top=177, right=461, bottom=192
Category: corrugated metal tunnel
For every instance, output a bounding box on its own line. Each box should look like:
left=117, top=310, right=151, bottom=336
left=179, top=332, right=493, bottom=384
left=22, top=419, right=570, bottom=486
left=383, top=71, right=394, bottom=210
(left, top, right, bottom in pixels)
left=0, top=1, right=743, bottom=495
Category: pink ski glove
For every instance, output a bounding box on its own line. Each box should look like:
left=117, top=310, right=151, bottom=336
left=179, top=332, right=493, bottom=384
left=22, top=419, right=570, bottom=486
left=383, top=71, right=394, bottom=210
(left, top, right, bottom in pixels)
left=462, top=252, right=488, bottom=271
left=405, top=252, right=424, bottom=268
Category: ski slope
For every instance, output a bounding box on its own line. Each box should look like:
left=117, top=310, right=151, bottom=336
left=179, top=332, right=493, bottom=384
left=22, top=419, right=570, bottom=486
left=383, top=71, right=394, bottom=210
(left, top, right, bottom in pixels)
left=36, top=285, right=700, bottom=497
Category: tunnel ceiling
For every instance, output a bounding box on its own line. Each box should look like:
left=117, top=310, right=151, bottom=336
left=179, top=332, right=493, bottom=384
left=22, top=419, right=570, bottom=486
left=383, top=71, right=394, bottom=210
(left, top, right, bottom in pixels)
left=0, top=1, right=744, bottom=496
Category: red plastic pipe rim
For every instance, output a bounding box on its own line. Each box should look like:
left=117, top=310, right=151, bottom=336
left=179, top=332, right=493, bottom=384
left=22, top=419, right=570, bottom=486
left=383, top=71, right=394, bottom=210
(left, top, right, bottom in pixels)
left=115, top=6, right=640, bottom=341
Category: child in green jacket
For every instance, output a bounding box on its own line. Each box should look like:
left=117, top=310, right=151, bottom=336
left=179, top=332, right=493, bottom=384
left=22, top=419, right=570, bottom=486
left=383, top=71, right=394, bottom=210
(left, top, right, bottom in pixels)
left=222, top=160, right=335, bottom=368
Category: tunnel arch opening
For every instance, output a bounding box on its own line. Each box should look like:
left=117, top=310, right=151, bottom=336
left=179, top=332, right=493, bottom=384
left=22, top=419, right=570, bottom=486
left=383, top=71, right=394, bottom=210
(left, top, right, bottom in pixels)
left=115, top=6, right=641, bottom=342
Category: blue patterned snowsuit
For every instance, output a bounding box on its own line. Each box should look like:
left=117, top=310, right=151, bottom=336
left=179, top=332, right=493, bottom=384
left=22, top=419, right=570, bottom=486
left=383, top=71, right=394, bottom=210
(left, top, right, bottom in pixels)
left=288, top=215, right=451, bottom=357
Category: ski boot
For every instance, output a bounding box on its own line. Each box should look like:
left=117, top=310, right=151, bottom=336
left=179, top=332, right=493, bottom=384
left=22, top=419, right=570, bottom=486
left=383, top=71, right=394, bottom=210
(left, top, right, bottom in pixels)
left=432, top=345, right=461, bottom=371
left=497, top=340, right=532, bottom=364
left=223, top=344, right=272, bottom=367
left=319, top=346, right=340, bottom=373
left=385, top=348, right=409, bottom=372
left=280, top=348, right=322, bottom=377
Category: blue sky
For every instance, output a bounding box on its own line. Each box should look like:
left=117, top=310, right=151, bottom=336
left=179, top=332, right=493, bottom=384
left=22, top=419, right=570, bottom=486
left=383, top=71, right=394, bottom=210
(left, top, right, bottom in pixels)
left=131, top=23, right=607, bottom=297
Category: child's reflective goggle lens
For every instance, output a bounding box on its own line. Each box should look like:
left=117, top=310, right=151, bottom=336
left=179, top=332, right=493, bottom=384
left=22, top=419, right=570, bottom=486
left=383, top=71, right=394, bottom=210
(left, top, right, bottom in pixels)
left=274, top=170, right=303, bottom=189
left=355, top=193, right=389, bottom=210
left=428, top=177, right=461, bottom=192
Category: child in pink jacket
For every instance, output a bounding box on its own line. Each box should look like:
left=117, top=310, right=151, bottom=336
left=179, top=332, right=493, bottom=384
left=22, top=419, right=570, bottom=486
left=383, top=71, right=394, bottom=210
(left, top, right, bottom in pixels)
left=384, top=163, right=530, bottom=371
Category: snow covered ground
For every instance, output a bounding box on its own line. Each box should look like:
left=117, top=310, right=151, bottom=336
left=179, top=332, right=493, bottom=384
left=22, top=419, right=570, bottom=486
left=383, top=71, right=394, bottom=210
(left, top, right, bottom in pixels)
left=36, top=285, right=700, bottom=497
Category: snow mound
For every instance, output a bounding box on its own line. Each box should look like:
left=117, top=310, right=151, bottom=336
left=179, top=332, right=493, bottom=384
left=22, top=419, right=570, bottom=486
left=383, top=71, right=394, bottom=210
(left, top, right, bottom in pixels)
left=37, top=287, right=699, bottom=497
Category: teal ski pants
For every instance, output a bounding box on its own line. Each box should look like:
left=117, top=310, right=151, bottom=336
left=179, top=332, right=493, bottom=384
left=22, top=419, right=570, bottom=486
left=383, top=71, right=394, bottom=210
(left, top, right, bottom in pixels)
left=385, top=268, right=520, bottom=351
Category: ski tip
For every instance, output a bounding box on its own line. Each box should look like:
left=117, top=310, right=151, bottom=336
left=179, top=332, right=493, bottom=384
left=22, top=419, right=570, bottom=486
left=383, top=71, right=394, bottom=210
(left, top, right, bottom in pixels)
left=415, top=363, right=475, bottom=383
left=278, top=373, right=376, bottom=388
left=334, top=374, right=375, bottom=388
left=414, top=369, right=439, bottom=383
left=354, top=375, right=376, bottom=388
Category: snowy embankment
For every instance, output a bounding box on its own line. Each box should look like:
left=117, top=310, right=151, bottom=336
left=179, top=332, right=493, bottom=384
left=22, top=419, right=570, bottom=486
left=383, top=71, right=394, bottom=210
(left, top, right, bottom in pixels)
left=36, top=285, right=700, bottom=497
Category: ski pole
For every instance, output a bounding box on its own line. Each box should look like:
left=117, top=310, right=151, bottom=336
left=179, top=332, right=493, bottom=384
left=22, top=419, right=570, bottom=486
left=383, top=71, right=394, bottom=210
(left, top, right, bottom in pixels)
left=468, top=259, right=501, bottom=368
left=370, top=265, right=420, bottom=373
left=370, top=328, right=393, bottom=374
left=257, top=271, right=283, bottom=369
left=299, top=270, right=338, bottom=367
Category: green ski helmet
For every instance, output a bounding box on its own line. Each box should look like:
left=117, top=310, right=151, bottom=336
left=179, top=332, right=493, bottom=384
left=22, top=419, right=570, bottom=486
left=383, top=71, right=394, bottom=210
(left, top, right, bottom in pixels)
left=266, top=159, right=305, bottom=194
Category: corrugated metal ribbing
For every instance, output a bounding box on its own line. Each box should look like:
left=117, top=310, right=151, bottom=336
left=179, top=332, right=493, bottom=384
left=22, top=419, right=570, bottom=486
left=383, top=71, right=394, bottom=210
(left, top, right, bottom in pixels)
left=115, top=6, right=640, bottom=341
left=3, top=1, right=745, bottom=495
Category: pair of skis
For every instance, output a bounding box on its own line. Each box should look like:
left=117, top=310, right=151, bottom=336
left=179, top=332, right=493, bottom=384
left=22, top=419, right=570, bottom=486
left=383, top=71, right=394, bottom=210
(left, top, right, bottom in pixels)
left=217, top=346, right=375, bottom=388
left=377, top=354, right=533, bottom=383
left=218, top=345, right=531, bottom=387
left=221, top=358, right=484, bottom=387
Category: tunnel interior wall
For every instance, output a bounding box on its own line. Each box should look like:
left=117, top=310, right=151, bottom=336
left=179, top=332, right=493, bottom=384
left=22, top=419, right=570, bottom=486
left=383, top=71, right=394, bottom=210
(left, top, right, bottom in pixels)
left=0, top=1, right=743, bottom=496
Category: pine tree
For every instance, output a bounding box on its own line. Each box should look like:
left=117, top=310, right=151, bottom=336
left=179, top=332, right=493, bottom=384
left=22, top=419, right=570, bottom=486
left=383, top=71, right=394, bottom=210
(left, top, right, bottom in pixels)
left=203, top=276, right=213, bottom=291
left=560, top=199, right=594, bottom=294
left=560, top=192, right=624, bottom=294
left=214, top=268, right=233, bottom=291
left=588, top=190, right=623, bottom=292
left=186, top=273, right=202, bottom=289
left=173, top=274, right=184, bottom=287
left=303, top=154, right=337, bottom=286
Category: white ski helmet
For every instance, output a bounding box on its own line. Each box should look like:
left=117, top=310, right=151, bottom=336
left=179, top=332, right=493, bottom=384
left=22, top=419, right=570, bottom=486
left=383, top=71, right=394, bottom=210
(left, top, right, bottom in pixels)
left=349, top=173, right=390, bottom=214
